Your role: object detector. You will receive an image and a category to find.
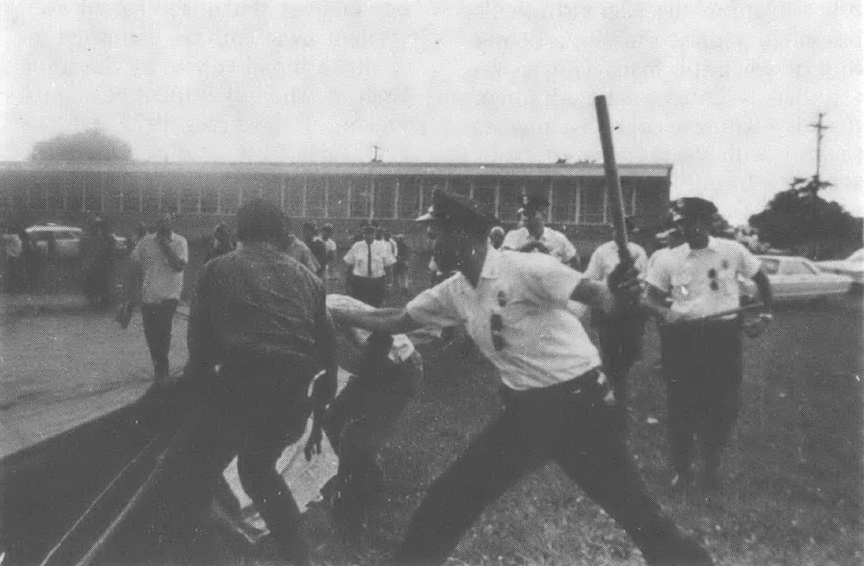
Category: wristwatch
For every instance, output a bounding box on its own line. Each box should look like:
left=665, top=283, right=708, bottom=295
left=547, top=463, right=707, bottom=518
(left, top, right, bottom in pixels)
left=758, top=312, right=774, bottom=321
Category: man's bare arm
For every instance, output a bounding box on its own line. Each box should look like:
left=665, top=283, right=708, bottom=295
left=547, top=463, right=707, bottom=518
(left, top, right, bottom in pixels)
left=331, top=306, right=421, bottom=334
left=751, top=270, right=773, bottom=311
left=158, top=237, right=187, bottom=272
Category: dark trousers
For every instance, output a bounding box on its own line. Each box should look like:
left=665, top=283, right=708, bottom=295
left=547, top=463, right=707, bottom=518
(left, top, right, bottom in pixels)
left=128, top=358, right=316, bottom=565
left=392, top=370, right=712, bottom=566
left=661, top=319, right=743, bottom=477
left=348, top=276, right=386, bottom=307
left=141, top=299, right=178, bottom=379
left=323, top=353, right=422, bottom=517
left=594, top=310, right=645, bottom=402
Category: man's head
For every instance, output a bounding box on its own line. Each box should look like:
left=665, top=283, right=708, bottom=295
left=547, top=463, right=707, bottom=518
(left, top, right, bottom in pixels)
left=670, top=197, right=718, bottom=249
left=517, top=195, right=548, bottom=236
left=362, top=224, right=376, bottom=244
left=417, top=190, right=498, bottom=273
left=489, top=226, right=506, bottom=249
left=236, top=199, right=286, bottom=244
left=302, top=221, right=318, bottom=241
left=156, top=213, right=173, bottom=237
left=213, top=223, right=230, bottom=242
left=321, top=223, right=334, bottom=239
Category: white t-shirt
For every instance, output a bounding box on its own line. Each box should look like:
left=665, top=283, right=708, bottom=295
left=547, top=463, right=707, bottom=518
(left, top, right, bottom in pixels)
left=406, top=247, right=601, bottom=391
left=326, top=294, right=415, bottom=362
left=502, top=226, right=577, bottom=264
left=130, top=233, right=188, bottom=304
left=645, top=237, right=761, bottom=320
left=584, top=241, right=649, bottom=282
left=343, top=240, right=396, bottom=278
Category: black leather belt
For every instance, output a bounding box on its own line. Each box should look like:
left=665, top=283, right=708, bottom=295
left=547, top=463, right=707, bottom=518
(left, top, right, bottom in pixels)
left=502, top=367, right=609, bottom=404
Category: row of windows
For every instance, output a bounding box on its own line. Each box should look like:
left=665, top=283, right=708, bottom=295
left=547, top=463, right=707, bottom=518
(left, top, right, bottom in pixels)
left=0, top=172, right=649, bottom=224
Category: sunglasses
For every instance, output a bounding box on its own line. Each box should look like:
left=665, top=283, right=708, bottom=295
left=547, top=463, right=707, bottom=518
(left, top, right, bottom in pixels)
left=708, top=268, right=719, bottom=291
left=490, top=313, right=505, bottom=351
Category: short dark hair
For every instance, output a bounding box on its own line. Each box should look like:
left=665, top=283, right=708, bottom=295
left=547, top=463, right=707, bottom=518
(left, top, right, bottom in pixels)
left=237, top=199, right=285, bottom=243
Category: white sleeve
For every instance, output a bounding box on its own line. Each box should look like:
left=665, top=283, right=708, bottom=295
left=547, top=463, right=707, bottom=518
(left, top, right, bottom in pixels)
left=343, top=243, right=356, bottom=265
left=178, top=236, right=189, bottom=263
left=524, top=254, right=585, bottom=308
left=645, top=251, right=672, bottom=292
left=737, top=242, right=762, bottom=278
left=582, top=248, right=603, bottom=281
left=501, top=230, right=521, bottom=251
left=405, top=277, right=463, bottom=329
left=633, top=244, right=649, bottom=276
left=558, top=233, right=577, bottom=263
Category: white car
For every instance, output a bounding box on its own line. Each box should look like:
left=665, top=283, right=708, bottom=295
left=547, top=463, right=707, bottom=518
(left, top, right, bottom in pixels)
left=25, top=224, right=127, bottom=258
left=817, top=249, right=864, bottom=290
left=25, top=224, right=84, bottom=258
left=740, top=255, right=852, bottom=303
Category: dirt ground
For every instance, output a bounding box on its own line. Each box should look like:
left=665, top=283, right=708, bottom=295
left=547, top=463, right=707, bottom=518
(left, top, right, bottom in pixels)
left=1, top=254, right=862, bottom=565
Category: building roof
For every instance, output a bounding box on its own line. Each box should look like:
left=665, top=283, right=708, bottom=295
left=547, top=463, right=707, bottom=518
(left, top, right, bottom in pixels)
left=0, top=161, right=672, bottom=178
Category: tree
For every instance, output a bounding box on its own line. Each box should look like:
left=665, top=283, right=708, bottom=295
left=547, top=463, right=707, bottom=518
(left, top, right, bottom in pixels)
left=30, top=129, right=132, bottom=161
left=749, top=175, right=860, bottom=259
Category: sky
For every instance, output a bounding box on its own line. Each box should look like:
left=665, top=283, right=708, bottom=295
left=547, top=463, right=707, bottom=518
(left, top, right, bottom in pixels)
left=1, top=0, right=861, bottom=224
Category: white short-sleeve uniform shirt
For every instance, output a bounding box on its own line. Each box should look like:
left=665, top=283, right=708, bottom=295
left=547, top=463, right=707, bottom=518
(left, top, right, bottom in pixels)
left=502, top=226, right=577, bottom=264
left=343, top=240, right=396, bottom=278
left=406, top=247, right=601, bottom=391
left=584, top=241, right=648, bottom=282
left=645, top=237, right=761, bottom=320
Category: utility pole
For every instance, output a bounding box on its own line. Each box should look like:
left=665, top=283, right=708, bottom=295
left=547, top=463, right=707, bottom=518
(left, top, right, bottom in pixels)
left=372, top=145, right=382, bottom=163
left=809, top=112, right=829, bottom=181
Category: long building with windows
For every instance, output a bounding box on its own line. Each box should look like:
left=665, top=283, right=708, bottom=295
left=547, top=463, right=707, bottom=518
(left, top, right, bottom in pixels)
left=0, top=161, right=671, bottom=253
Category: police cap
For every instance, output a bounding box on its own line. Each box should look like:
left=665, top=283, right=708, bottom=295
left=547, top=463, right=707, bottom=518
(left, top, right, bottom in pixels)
left=516, top=194, right=549, bottom=216
left=416, top=189, right=498, bottom=237
left=670, top=197, right=718, bottom=223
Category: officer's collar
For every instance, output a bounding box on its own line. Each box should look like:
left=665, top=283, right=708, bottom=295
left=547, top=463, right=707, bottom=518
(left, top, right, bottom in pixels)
left=479, top=244, right=501, bottom=280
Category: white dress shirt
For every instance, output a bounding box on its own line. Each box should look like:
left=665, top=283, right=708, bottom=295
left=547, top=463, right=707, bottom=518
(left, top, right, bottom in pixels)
left=645, top=237, right=761, bottom=320
left=584, top=241, right=649, bottom=282
left=130, top=233, right=188, bottom=304
left=502, top=226, right=577, bottom=264
left=406, top=247, right=601, bottom=391
left=343, top=239, right=395, bottom=278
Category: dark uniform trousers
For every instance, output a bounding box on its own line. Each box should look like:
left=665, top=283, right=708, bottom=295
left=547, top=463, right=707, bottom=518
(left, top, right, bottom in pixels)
left=140, top=299, right=179, bottom=379
left=392, top=369, right=712, bottom=566
left=119, top=355, right=317, bottom=566
left=661, top=318, right=742, bottom=478
left=323, top=352, right=422, bottom=522
left=594, top=309, right=646, bottom=402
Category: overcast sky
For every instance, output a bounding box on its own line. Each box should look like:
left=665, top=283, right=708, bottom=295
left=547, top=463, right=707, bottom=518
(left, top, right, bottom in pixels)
left=1, top=1, right=861, bottom=223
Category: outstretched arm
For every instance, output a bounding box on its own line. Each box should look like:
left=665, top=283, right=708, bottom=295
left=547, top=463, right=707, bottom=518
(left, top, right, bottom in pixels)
left=331, top=306, right=421, bottom=334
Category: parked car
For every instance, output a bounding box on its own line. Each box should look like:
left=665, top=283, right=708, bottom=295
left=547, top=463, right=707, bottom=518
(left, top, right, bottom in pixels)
left=817, top=248, right=864, bottom=290
left=25, top=224, right=127, bottom=259
left=25, top=224, right=84, bottom=258
left=740, top=255, right=852, bottom=303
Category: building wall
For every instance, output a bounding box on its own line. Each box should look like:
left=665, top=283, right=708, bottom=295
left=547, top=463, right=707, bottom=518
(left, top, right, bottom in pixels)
left=0, top=163, right=671, bottom=254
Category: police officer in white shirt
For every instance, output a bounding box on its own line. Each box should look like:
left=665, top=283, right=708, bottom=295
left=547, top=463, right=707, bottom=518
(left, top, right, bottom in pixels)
left=343, top=224, right=396, bottom=307
left=644, top=197, right=773, bottom=492
left=502, top=195, right=580, bottom=268
left=330, top=190, right=713, bottom=566
left=584, top=217, right=650, bottom=401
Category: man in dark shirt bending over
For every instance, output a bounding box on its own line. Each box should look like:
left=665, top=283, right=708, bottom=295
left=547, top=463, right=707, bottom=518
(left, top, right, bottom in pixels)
left=183, top=198, right=337, bottom=565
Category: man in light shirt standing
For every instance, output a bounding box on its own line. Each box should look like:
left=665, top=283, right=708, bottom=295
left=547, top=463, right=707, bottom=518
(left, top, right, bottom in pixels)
left=502, top=194, right=580, bottom=269
left=343, top=224, right=395, bottom=307
left=126, top=213, right=188, bottom=382
left=644, top=197, right=773, bottom=492
left=331, top=190, right=713, bottom=566
left=583, top=217, right=649, bottom=401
